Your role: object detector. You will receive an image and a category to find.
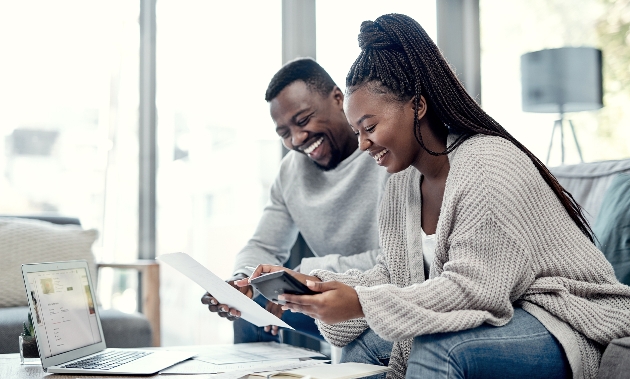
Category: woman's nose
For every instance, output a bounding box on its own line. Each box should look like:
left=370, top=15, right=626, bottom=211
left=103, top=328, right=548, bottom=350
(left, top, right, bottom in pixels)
left=359, top=135, right=372, bottom=151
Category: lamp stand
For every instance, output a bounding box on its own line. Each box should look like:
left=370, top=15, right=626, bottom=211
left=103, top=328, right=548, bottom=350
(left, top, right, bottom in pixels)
left=546, top=113, right=584, bottom=165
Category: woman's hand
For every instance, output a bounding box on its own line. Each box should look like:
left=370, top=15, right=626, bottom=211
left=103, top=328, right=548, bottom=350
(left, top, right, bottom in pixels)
left=279, top=280, right=364, bottom=324
left=233, top=264, right=323, bottom=333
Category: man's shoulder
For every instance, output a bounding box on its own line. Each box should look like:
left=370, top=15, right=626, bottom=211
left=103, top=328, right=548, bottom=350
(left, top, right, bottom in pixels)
left=276, top=150, right=316, bottom=175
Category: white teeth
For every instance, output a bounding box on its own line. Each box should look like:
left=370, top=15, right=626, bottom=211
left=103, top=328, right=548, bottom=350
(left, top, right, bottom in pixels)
left=304, top=137, right=324, bottom=154
left=373, top=149, right=388, bottom=162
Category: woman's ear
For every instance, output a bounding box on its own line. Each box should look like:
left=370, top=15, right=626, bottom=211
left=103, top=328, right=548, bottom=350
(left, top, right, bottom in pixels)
left=411, top=96, right=428, bottom=120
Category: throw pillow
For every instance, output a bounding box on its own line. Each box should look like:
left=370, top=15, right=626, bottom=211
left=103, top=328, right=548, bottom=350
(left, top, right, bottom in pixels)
left=593, top=173, right=630, bottom=285
left=0, top=218, right=99, bottom=308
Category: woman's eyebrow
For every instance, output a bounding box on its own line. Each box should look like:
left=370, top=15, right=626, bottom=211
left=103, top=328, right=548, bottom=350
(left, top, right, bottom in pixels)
left=355, top=114, right=376, bottom=127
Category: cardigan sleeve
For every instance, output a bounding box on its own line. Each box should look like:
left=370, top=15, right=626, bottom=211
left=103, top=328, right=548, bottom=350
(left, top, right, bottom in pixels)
left=308, top=252, right=392, bottom=346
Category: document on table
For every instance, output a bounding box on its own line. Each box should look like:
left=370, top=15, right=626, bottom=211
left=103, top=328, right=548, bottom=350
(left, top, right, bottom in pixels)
left=158, top=252, right=292, bottom=329
left=252, top=362, right=391, bottom=379
left=191, top=342, right=327, bottom=364
left=160, top=358, right=328, bottom=375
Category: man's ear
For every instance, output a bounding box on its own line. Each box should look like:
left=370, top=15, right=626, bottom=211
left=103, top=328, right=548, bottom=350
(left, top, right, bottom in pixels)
left=331, top=86, right=344, bottom=109
left=410, top=95, right=428, bottom=120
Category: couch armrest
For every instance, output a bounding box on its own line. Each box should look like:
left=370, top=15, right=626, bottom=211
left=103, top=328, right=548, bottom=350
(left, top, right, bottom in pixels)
left=96, top=260, right=160, bottom=347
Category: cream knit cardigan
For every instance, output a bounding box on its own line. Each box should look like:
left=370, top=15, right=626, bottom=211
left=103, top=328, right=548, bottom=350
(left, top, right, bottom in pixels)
left=311, top=135, right=630, bottom=379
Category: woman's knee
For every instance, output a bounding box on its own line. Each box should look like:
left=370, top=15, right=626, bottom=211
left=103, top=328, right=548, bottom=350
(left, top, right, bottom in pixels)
left=340, top=329, right=393, bottom=366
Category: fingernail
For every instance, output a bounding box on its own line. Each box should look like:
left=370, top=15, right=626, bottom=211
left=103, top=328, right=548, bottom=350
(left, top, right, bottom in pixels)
left=277, top=295, right=285, bottom=301
left=306, top=280, right=314, bottom=286
left=210, top=299, right=217, bottom=305
left=221, top=307, right=227, bottom=312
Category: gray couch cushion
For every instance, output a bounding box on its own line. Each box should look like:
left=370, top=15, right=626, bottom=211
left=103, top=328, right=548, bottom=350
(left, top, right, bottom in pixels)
left=0, top=306, right=29, bottom=353
left=550, top=158, right=630, bottom=225
left=596, top=337, right=630, bottom=378
left=0, top=217, right=99, bottom=308
left=593, top=174, right=630, bottom=285
left=0, top=306, right=152, bottom=353
left=99, top=308, right=153, bottom=348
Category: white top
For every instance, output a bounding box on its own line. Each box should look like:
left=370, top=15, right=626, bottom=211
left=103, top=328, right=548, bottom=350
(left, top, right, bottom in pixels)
left=421, top=228, right=436, bottom=276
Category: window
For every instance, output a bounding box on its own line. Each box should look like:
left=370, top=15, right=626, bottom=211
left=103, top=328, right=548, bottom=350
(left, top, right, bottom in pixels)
left=480, top=0, right=630, bottom=165
left=317, top=1, right=437, bottom=93
left=0, top=1, right=140, bottom=262
left=156, top=0, right=282, bottom=346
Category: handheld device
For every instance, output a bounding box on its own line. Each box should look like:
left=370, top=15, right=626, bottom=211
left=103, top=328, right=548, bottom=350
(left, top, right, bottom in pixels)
left=249, top=271, right=318, bottom=304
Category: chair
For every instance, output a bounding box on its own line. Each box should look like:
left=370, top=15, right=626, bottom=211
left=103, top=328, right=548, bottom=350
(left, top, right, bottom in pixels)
left=0, top=216, right=160, bottom=353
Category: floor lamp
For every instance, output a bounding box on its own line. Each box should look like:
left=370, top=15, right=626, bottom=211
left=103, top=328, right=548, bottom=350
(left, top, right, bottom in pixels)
left=521, top=47, right=603, bottom=165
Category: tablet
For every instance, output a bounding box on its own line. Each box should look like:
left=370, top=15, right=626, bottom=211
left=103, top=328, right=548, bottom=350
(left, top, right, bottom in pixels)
left=249, top=271, right=318, bottom=305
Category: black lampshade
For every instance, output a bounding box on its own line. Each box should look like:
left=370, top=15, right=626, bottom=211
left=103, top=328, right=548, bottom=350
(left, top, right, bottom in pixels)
left=521, top=47, right=603, bottom=113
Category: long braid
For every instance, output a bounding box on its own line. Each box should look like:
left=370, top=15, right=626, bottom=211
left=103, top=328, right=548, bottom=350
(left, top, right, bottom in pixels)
left=347, top=14, right=594, bottom=243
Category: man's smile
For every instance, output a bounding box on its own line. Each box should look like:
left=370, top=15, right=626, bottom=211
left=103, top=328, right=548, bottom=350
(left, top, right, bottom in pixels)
left=303, top=136, right=324, bottom=155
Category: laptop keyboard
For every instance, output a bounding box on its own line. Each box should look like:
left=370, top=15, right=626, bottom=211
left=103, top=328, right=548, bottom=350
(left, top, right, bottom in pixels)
left=60, top=350, right=153, bottom=370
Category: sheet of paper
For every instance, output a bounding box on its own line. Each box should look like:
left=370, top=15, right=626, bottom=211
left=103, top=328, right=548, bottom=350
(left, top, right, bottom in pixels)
left=192, top=343, right=327, bottom=365
left=158, top=253, right=292, bottom=329
left=258, top=362, right=390, bottom=379
left=160, top=358, right=327, bottom=375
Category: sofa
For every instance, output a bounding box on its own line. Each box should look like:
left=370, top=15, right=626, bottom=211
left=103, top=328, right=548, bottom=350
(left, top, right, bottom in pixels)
left=549, top=158, right=630, bottom=378
left=0, top=216, right=160, bottom=353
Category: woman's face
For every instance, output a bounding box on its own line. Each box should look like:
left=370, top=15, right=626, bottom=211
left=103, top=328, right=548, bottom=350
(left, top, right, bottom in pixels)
left=345, top=86, right=424, bottom=173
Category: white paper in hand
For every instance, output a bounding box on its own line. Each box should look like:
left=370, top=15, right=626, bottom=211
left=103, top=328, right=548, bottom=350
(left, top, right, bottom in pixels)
left=158, top=252, right=293, bottom=329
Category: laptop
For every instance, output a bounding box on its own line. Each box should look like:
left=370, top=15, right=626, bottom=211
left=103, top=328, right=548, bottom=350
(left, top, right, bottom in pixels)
left=21, top=260, right=196, bottom=374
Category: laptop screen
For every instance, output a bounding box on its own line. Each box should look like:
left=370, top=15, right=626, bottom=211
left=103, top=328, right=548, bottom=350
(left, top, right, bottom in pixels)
left=26, top=268, right=102, bottom=358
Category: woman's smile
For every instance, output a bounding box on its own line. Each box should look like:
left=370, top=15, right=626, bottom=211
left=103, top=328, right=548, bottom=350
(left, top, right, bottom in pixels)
left=371, top=148, right=389, bottom=165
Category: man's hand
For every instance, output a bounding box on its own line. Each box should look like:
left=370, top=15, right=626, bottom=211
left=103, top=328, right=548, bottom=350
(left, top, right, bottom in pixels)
left=279, top=280, right=364, bottom=324
left=200, top=273, right=253, bottom=321
left=263, top=301, right=284, bottom=336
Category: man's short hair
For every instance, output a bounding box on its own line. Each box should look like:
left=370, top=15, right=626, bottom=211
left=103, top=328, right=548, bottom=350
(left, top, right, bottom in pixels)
left=265, top=58, right=337, bottom=101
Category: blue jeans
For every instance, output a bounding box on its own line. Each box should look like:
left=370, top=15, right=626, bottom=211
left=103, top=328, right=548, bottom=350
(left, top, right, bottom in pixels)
left=341, top=329, right=394, bottom=379
left=342, top=308, right=570, bottom=379
left=233, top=295, right=324, bottom=343
left=406, top=308, right=571, bottom=379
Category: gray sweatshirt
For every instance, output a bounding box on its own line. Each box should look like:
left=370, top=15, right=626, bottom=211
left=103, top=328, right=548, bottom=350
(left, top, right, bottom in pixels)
left=233, top=147, right=390, bottom=276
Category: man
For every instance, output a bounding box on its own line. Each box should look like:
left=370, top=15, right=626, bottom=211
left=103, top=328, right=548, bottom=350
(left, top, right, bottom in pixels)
left=201, top=58, right=389, bottom=343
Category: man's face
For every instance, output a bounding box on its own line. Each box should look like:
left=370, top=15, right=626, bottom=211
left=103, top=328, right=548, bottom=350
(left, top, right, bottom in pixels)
left=270, top=81, right=357, bottom=171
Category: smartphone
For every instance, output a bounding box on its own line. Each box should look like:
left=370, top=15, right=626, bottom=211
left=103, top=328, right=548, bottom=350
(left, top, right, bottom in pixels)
left=249, top=271, right=318, bottom=305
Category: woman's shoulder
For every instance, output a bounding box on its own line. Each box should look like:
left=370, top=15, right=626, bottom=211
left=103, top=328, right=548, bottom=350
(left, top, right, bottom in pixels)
left=451, top=134, right=534, bottom=173
left=453, top=134, right=522, bottom=159
left=448, top=134, right=544, bottom=199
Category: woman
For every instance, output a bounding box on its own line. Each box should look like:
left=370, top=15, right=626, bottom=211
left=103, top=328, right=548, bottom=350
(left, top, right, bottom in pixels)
left=236, top=14, right=630, bottom=379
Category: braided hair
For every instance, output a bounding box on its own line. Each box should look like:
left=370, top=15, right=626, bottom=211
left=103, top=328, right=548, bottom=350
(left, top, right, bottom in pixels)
left=347, top=13, right=595, bottom=243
